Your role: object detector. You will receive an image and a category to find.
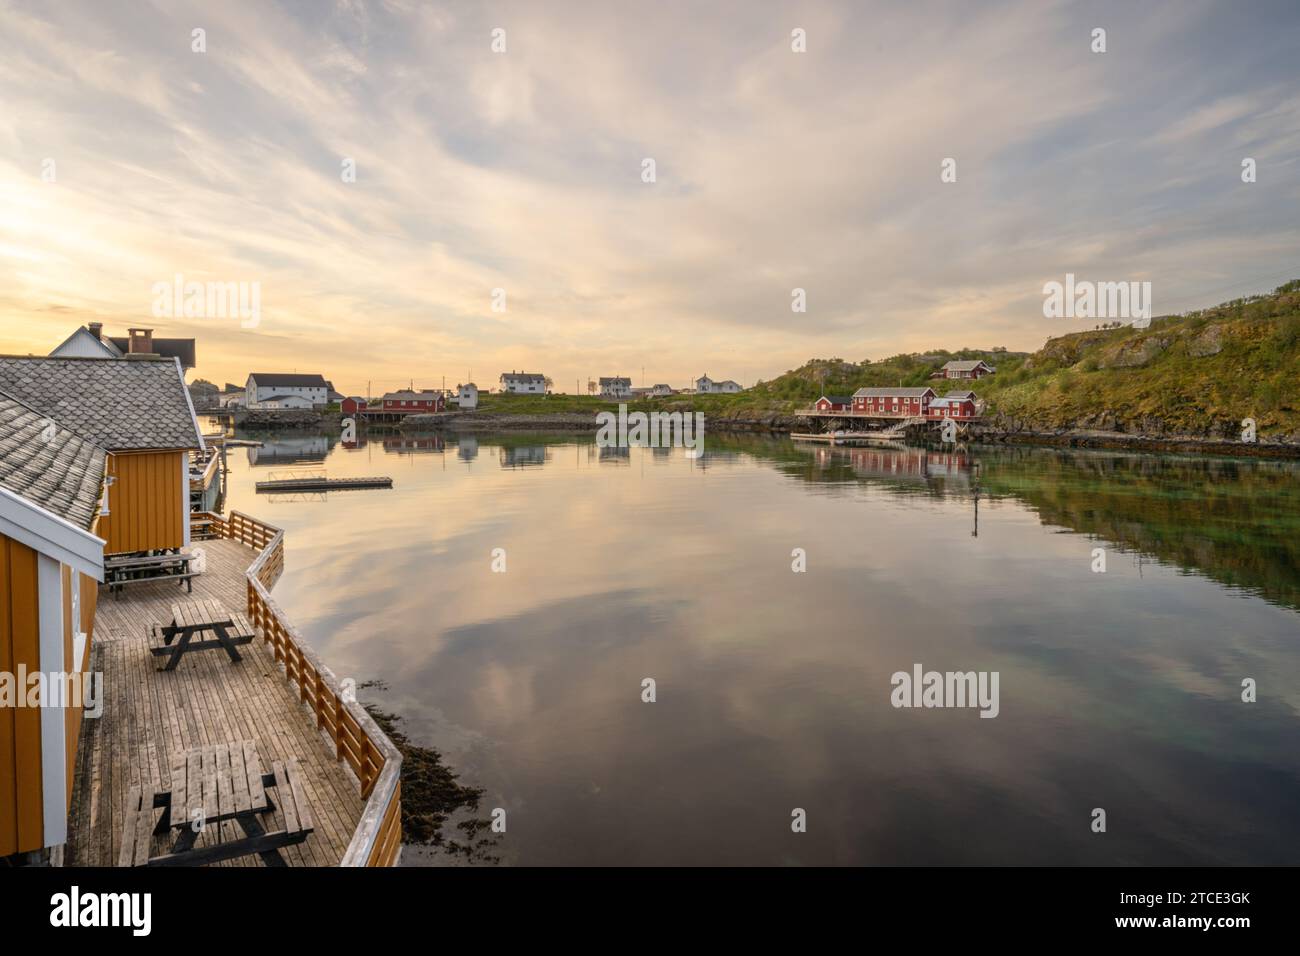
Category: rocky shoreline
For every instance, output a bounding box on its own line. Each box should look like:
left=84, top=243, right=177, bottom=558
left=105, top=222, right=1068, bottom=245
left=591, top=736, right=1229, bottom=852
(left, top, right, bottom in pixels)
left=394, top=410, right=1298, bottom=455
left=396, top=411, right=802, bottom=432
left=969, top=427, right=1300, bottom=459
left=219, top=407, right=1300, bottom=459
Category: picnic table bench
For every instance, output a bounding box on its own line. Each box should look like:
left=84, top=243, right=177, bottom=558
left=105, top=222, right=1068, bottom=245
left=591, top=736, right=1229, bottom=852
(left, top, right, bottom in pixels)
left=118, top=741, right=315, bottom=867
left=189, top=517, right=218, bottom=540
left=150, top=597, right=254, bottom=670
left=104, top=550, right=198, bottom=598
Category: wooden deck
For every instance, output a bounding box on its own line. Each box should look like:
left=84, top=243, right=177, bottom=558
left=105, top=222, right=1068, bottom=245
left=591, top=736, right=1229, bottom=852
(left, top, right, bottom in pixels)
left=65, top=536, right=366, bottom=866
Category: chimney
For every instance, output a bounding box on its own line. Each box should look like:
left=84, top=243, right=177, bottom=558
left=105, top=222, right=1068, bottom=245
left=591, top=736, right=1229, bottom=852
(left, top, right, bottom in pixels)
left=87, top=322, right=103, bottom=341
left=127, top=327, right=154, bottom=354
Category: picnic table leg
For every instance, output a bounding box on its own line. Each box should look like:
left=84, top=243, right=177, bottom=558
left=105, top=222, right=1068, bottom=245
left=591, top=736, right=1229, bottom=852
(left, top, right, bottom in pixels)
left=153, top=792, right=173, bottom=834
left=212, top=623, right=243, bottom=663
left=161, top=628, right=196, bottom=671
left=235, top=813, right=288, bottom=867
left=169, top=825, right=199, bottom=856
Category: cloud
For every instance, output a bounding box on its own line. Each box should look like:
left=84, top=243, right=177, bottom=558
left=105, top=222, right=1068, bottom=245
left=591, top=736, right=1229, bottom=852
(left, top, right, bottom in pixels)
left=0, top=0, right=1297, bottom=390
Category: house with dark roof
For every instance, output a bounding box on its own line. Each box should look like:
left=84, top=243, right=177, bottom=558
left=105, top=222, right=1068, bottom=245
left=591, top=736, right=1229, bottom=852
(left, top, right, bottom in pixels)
left=0, top=389, right=108, bottom=860
left=933, top=359, right=995, bottom=380
left=814, top=394, right=853, bottom=412
left=245, top=373, right=330, bottom=408
left=0, top=355, right=203, bottom=556
left=50, top=323, right=196, bottom=371
left=380, top=389, right=445, bottom=414
left=695, top=374, right=743, bottom=394
left=599, top=376, right=632, bottom=398
left=499, top=371, right=547, bottom=395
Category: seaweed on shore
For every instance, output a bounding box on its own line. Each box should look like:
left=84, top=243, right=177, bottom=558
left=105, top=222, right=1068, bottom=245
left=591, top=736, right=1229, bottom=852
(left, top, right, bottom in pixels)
left=359, top=682, right=500, bottom=863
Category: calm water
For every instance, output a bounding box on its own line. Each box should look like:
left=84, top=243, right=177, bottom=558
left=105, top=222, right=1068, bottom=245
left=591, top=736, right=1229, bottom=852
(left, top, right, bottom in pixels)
left=214, top=427, right=1300, bottom=865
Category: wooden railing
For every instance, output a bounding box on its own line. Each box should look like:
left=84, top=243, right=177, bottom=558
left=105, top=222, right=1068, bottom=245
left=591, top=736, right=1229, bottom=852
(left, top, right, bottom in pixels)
left=200, top=509, right=403, bottom=866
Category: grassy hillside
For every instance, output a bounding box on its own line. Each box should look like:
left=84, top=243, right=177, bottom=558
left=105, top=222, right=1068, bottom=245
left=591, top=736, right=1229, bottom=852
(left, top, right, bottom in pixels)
left=977, top=280, right=1300, bottom=440
left=731, top=280, right=1300, bottom=440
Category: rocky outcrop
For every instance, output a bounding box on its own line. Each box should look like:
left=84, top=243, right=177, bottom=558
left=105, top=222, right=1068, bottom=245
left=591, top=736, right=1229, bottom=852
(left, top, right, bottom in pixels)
left=1187, top=324, right=1226, bottom=357
left=1098, top=334, right=1171, bottom=368
left=236, top=409, right=328, bottom=429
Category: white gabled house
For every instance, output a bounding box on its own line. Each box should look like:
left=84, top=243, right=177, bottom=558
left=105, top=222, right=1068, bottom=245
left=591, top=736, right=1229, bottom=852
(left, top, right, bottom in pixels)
left=695, top=375, right=742, bottom=394
left=499, top=371, right=547, bottom=394
left=245, top=373, right=330, bottom=408
left=599, top=377, right=632, bottom=398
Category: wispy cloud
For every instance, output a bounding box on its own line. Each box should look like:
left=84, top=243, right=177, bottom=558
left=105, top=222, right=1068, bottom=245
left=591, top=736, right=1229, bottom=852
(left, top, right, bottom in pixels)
left=1, top=0, right=1297, bottom=391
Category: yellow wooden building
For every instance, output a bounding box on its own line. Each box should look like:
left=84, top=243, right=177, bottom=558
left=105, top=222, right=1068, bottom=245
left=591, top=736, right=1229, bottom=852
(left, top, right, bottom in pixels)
left=0, top=356, right=202, bottom=861
left=0, top=393, right=107, bottom=860
left=0, top=355, right=204, bottom=557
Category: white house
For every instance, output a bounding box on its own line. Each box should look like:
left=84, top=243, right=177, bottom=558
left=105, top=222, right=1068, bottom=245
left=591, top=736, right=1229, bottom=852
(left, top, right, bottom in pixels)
left=499, top=371, right=547, bottom=394
left=599, top=376, right=632, bottom=398
left=455, top=383, right=479, bottom=409
left=219, top=389, right=245, bottom=408
left=695, top=375, right=742, bottom=394
left=245, top=373, right=329, bottom=408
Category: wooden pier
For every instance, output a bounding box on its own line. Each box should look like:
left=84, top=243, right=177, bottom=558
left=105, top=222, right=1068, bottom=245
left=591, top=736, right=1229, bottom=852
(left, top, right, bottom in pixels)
left=66, top=512, right=403, bottom=867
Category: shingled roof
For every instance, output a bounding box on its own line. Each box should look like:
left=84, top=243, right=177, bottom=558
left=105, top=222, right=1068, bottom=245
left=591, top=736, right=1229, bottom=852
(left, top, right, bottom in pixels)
left=0, top=355, right=203, bottom=452
left=0, top=391, right=107, bottom=531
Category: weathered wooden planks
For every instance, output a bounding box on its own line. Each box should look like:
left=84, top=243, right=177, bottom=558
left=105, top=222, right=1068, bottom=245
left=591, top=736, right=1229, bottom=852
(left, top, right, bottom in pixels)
left=65, top=537, right=365, bottom=866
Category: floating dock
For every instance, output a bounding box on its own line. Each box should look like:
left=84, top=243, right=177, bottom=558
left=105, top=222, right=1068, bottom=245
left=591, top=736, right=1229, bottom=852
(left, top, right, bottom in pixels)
left=255, top=476, right=392, bottom=493
left=792, top=431, right=908, bottom=445
left=203, top=433, right=264, bottom=447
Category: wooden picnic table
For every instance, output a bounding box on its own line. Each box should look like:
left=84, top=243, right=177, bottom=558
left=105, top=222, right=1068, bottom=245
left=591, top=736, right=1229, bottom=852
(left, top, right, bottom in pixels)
left=104, top=549, right=197, bottom=598
left=118, top=741, right=315, bottom=867
left=151, top=597, right=254, bottom=670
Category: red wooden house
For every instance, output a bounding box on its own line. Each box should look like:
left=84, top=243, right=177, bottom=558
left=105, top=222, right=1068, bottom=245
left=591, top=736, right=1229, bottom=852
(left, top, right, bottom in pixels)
left=935, top=360, right=994, bottom=380
left=814, top=394, right=852, bottom=412
left=381, top=389, right=445, bottom=413
left=851, top=387, right=935, bottom=417
left=341, top=396, right=368, bottom=416
left=926, top=390, right=978, bottom=421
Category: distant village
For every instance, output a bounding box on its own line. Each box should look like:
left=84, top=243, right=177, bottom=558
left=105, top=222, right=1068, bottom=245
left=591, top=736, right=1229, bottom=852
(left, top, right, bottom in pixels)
left=44, top=321, right=756, bottom=417
left=44, top=321, right=992, bottom=425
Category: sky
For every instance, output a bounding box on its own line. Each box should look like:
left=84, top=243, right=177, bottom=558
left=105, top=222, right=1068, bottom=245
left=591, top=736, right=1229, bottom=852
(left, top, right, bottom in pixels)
left=1, top=0, right=1298, bottom=395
